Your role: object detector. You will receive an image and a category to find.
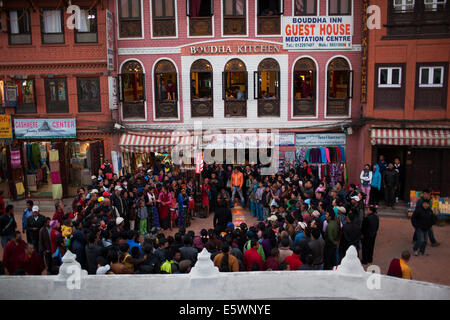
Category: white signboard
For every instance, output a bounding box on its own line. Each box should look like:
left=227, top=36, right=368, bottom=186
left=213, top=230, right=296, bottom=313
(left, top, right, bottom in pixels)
left=282, top=16, right=353, bottom=50
left=106, top=10, right=115, bottom=71
left=108, top=76, right=118, bottom=110
left=277, top=133, right=295, bottom=146
left=296, top=133, right=346, bottom=146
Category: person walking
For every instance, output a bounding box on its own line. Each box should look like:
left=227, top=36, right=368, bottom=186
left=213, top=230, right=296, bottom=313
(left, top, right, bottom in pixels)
left=2, top=231, right=26, bottom=275
left=231, top=168, right=244, bottom=207
left=0, top=204, right=17, bottom=248
left=213, top=195, right=232, bottom=234
left=361, top=206, right=379, bottom=265
left=411, top=200, right=434, bottom=256
left=360, top=164, right=373, bottom=206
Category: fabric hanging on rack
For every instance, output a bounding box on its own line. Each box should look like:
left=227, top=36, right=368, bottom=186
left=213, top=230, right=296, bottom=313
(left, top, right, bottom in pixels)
left=338, top=147, right=346, bottom=162
left=344, top=164, right=348, bottom=184
left=10, top=150, right=22, bottom=168
left=49, top=150, right=59, bottom=162
left=31, top=143, right=41, bottom=170
left=52, top=184, right=63, bottom=200
left=26, top=143, right=32, bottom=168
left=50, top=172, right=61, bottom=184
left=16, top=182, right=25, bottom=195
left=50, top=161, right=60, bottom=173
left=325, top=148, right=330, bottom=163
left=296, top=147, right=307, bottom=164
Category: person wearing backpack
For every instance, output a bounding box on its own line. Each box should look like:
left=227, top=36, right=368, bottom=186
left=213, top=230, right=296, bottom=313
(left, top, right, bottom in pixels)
left=213, top=242, right=239, bottom=272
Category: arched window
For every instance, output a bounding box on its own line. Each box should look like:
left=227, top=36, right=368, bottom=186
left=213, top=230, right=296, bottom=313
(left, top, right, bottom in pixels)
left=293, top=58, right=316, bottom=116
left=191, top=59, right=213, bottom=117
left=327, top=57, right=353, bottom=116
left=223, top=59, right=247, bottom=117
left=154, top=60, right=178, bottom=119
left=119, top=60, right=146, bottom=119
left=255, top=58, right=280, bottom=117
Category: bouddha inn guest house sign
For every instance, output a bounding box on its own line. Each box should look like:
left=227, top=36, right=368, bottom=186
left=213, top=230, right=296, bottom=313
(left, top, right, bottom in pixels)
left=14, top=119, right=76, bottom=139
left=282, top=16, right=353, bottom=49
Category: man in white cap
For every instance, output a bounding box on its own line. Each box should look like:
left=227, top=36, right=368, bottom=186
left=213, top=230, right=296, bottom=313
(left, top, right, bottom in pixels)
left=115, top=217, right=125, bottom=233
left=350, top=196, right=363, bottom=227
left=111, top=186, right=124, bottom=217
left=89, top=175, right=98, bottom=189
left=25, top=205, right=46, bottom=251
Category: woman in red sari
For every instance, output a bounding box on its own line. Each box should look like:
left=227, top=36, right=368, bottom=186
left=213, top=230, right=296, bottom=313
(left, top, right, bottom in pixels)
left=201, top=178, right=211, bottom=218
left=158, top=186, right=172, bottom=230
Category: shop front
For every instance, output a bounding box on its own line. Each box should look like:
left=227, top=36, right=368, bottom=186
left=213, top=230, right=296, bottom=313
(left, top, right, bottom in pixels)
left=9, top=118, right=106, bottom=200
left=295, top=133, right=348, bottom=186
left=370, top=127, right=450, bottom=198
left=0, top=115, right=13, bottom=198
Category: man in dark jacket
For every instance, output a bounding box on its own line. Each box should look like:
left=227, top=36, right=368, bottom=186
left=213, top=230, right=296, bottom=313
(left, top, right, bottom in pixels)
left=110, top=186, right=124, bottom=217
left=26, top=206, right=46, bottom=251
left=383, top=163, right=399, bottom=209
left=0, top=205, right=17, bottom=248
left=361, top=206, right=379, bottom=265
left=213, top=196, right=232, bottom=233
left=339, top=212, right=361, bottom=262
left=39, top=217, right=52, bottom=272
left=179, top=235, right=198, bottom=266
left=413, top=189, right=440, bottom=247
left=411, top=200, right=434, bottom=256
left=85, top=231, right=103, bottom=274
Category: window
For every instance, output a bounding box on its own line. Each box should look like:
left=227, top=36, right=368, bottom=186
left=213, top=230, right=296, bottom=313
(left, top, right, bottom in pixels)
left=41, top=9, right=64, bottom=44
left=154, top=60, right=178, bottom=118
left=187, top=0, right=214, bottom=36
left=119, top=61, right=146, bottom=119
left=223, top=59, right=247, bottom=117
left=119, top=0, right=142, bottom=38
left=255, top=59, right=280, bottom=117
left=393, top=0, right=415, bottom=12
left=329, top=0, right=351, bottom=15
left=223, top=0, right=246, bottom=35
left=374, top=64, right=405, bottom=109
left=415, top=63, right=448, bottom=109
left=419, top=66, right=444, bottom=87
left=293, top=58, right=316, bottom=116
left=327, top=58, right=353, bottom=116
left=152, top=0, right=176, bottom=37
left=191, top=59, right=213, bottom=117
left=378, top=67, right=402, bottom=87
left=8, top=9, right=32, bottom=45
left=7, top=79, right=36, bottom=113
left=257, top=0, right=283, bottom=35
left=77, top=78, right=101, bottom=112
left=75, top=7, right=98, bottom=43
left=45, top=78, right=69, bottom=113
left=295, top=0, right=317, bottom=15
left=424, top=0, right=446, bottom=11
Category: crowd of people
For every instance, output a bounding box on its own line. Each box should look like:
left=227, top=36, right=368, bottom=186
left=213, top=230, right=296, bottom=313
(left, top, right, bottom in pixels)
left=0, top=155, right=439, bottom=277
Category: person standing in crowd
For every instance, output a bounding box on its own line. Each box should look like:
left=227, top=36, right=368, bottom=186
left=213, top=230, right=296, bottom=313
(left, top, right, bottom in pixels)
left=158, top=186, right=172, bottom=230
left=26, top=206, right=46, bottom=252
left=214, top=242, right=239, bottom=272
left=231, top=167, right=244, bottom=207
left=201, top=178, right=211, bottom=218
left=369, top=164, right=381, bottom=207
left=393, top=157, right=403, bottom=203
left=383, top=163, right=399, bottom=209
left=413, top=189, right=440, bottom=247
left=22, top=200, right=33, bottom=240
left=2, top=231, right=26, bottom=275
left=243, top=239, right=264, bottom=271
left=23, top=243, right=45, bottom=275
left=101, top=158, right=114, bottom=181
left=411, top=199, right=434, bottom=256
left=213, top=195, right=232, bottom=234
left=1, top=204, right=17, bottom=248
left=361, top=206, right=379, bottom=265
left=360, top=164, right=373, bottom=207
left=324, top=209, right=340, bottom=270
left=39, top=217, right=52, bottom=272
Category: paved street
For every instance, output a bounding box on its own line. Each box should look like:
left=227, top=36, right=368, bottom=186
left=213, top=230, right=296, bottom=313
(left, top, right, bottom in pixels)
left=3, top=201, right=449, bottom=286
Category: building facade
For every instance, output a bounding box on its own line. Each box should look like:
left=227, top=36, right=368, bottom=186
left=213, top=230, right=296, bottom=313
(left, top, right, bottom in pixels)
left=115, top=0, right=363, bottom=185
left=359, top=0, right=450, bottom=199
left=0, top=0, right=117, bottom=199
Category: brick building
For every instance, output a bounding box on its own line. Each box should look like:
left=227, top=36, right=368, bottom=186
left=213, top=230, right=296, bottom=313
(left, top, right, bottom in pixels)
left=114, top=0, right=363, bottom=185
left=0, top=0, right=117, bottom=199
left=356, top=0, right=450, bottom=199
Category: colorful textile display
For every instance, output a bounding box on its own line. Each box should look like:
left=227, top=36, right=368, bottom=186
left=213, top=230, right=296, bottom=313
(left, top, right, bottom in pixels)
left=51, top=172, right=62, bottom=184
left=15, top=182, right=25, bottom=196
left=52, top=184, right=63, bottom=200
left=50, top=161, right=60, bottom=173
left=11, top=150, right=21, bottom=168
left=49, top=150, right=59, bottom=162
left=303, top=147, right=346, bottom=164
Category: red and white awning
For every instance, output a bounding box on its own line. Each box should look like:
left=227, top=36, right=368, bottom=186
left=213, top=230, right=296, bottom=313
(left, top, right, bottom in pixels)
left=119, top=131, right=196, bottom=153
left=371, top=128, right=450, bottom=147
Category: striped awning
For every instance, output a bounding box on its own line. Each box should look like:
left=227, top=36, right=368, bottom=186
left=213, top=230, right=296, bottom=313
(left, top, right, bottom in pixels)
left=119, top=131, right=196, bottom=153
left=371, top=128, right=450, bottom=147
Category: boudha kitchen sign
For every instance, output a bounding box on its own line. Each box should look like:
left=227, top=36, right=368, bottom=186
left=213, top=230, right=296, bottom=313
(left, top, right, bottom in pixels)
left=189, top=44, right=282, bottom=55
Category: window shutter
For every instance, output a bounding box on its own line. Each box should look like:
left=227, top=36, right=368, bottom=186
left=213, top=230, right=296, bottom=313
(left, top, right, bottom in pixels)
left=347, top=70, right=354, bottom=99
left=327, top=70, right=332, bottom=98
left=244, top=71, right=248, bottom=100
left=222, top=72, right=226, bottom=100
left=118, top=74, right=124, bottom=102
left=254, top=71, right=259, bottom=99
left=279, top=0, right=284, bottom=14
left=210, top=0, right=214, bottom=15
left=276, top=71, right=280, bottom=98
left=141, top=74, right=146, bottom=101
left=186, top=0, right=191, bottom=16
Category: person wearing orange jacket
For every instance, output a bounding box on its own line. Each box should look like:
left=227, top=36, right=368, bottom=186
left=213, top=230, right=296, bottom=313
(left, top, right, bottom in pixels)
left=230, top=167, right=245, bottom=207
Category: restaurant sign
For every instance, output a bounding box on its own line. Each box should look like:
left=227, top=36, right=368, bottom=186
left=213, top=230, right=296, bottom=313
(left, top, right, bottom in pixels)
left=282, top=16, right=353, bottom=50
left=14, top=118, right=76, bottom=139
